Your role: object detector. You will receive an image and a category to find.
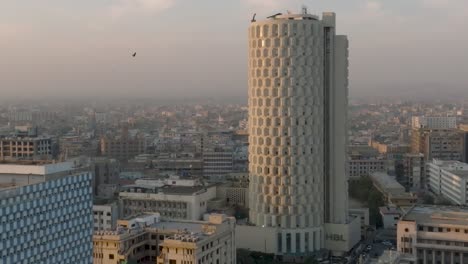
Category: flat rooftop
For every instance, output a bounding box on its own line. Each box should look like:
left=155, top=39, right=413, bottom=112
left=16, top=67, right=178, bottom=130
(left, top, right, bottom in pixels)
left=448, top=170, right=468, bottom=179
left=0, top=161, right=88, bottom=192
left=402, top=205, right=468, bottom=226
left=120, top=184, right=214, bottom=195
left=370, top=172, right=405, bottom=192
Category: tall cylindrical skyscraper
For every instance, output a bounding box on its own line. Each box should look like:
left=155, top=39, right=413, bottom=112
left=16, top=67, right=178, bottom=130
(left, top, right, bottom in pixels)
left=248, top=11, right=349, bottom=254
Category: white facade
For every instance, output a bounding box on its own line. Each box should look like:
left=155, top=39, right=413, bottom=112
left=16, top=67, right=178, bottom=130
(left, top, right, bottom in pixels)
left=411, top=116, right=457, bottom=129
left=0, top=162, right=93, bottom=264
left=349, top=208, right=370, bottom=239
left=380, top=206, right=402, bottom=229
left=247, top=11, right=352, bottom=255
left=93, top=203, right=119, bottom=231
left=427, top=159, right=468, bottom=205
left=119, top=184, right=217, bottom=220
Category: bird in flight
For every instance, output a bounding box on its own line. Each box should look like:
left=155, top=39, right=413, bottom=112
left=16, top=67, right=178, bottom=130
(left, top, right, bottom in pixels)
left=132, top=52, right=136, bottom=57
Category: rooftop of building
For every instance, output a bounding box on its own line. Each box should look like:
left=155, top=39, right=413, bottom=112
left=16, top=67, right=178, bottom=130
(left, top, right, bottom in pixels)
left=94, top=213, right=232, bottom=243
left=448, top=170, right=468, bottom=179
left=120, top=184, right=214, bottom=196
left=380, top=206, right=401, bottom=215
left=0, top=160, right=90, bottom=192
left=401, top=205, right=468, bottom=226
left=370, top=172, right=406, bottom=192
left=429, top=159, right=468, bottom=176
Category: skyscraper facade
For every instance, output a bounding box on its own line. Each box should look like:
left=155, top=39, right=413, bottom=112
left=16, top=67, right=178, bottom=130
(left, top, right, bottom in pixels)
left=0, top=161, right=93, bottom=263
left=247, top=11, right=355, bottom=255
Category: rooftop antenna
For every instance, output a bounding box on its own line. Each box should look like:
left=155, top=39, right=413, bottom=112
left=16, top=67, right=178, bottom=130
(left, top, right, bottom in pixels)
left=302, top=5, right=308, bottom=15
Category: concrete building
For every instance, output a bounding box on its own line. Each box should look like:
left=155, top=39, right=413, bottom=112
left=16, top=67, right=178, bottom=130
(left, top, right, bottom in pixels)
left=397, top=205, right=468, bottom=263
left=411, top=128, right=463, bottom=161
left=92, top=157, right=120, bottom=197
left=403, top=153, right=425, bottom=190
left=380, top=206, right=402, bottom=229
left=93, top=203, right=119, bottom=231
left=119, top=178, right=217, bottom=220
left=203, top=147, right=234, bottom=181
left=59, top=135, right=98, bottom=159
left=411, top=116, right=457, bottom=129
left=92, top=213, right=236, bottom=264
left=348, top=158, right=386, bottom=180
left=427, top=159, right=468, bottom=205
left=0, top=129, right=53, bottom=160
left=157, top=214, right=236, bottom=264
left=217, top=180, right=249, bottom=207
left=370, top=172, right=417, bottom=206
left=246, top=11, right=360, bottom=256
left=0, top=160, right=93, bottom=264
left=93, top=214, right=162, bottom=264
left=349, top=208, right=370, bottom=240
left=460, top=124, right=468, bottom=163
left=100, top=127, right=146, bottom=161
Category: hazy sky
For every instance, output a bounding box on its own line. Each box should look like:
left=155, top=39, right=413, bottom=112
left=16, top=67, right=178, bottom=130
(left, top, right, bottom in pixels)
left=1, top=0, right=468, bottom=100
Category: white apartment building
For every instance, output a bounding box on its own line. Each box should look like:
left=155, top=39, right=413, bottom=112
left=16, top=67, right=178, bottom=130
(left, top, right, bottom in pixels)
left=93, top=203, right=119, bottom=231
left=157, top=214, right=236, bottom=264
left=0, top=161, right=93, bottom=264
left=411, top=116, right=457, bottom=129
left=119, top=180, right=217, bottom=220
left=397, top=205, right=468, bottom=263
left=349, top=208, right=370, bottom=240
left=380, top=206, right=402, bottom=229
left=427, top=159, right=468, bottom=205
left=246, top=10, right=360, bottom=256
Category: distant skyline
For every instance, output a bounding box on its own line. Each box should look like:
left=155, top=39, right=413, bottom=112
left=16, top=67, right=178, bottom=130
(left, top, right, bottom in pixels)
left=1, top=0, right=468, bottom=99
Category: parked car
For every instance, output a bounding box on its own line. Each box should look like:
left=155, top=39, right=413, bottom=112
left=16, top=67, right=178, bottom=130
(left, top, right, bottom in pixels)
left=382, top=241, right=392, bottom=246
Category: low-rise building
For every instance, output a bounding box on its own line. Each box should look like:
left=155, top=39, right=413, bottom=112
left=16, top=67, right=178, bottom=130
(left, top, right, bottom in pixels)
left=92, top=213, right=236, bottom=264
left=0, top=132, right=54, bottom=160
left=119, top=178, right=217, bottom=220
left=380, top=206, right=402, bottom=229
left=348, top=145, right=386, bottom=179
left=157, top=214, right=236, bottom=264
left=397, top=205, right=468, bottom=263
left=93, top=202, right=119, bottom=231
left=349, top=208, right=370, bottom=239
left=427, top=159, right=468, bottom=205
left=216, top=180, right=249, bottom=207
left=100, top=127, right=146, bottom=161
left=93, top=214, right=162, bottom=264
left=370, top=172, right=417, bottom=206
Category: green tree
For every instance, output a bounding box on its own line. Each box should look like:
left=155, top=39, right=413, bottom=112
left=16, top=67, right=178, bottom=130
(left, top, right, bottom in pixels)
left=368, top=188, right=385, bottom=227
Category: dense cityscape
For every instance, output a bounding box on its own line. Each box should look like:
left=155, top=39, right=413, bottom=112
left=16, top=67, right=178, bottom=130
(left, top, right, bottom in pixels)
left=2, top=5, right=468, bottom=264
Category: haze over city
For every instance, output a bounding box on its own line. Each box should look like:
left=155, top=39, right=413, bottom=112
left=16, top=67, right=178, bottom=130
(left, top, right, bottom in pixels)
left=3, top=1, right=468, bottom=264
left=1, top=0, right=468, bottom=100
